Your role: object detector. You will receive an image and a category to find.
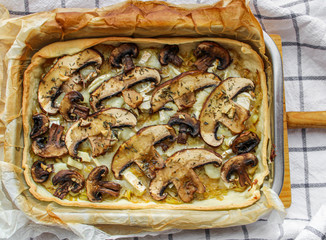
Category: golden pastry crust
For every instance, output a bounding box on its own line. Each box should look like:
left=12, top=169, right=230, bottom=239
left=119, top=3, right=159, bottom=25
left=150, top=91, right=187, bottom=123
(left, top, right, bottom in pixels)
left=20, top=0, right=265, bottom=60
left=23, top=37, right=269, bottom=210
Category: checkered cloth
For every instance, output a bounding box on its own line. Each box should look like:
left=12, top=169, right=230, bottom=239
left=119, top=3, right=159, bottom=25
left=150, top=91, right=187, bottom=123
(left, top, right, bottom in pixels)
left=1, top=0, right=326, bottom=239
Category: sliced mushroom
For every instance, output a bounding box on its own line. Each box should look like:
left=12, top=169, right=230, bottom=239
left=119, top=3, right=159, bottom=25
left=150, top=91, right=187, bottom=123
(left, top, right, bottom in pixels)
left=86, top=166, right=121, bottom=202
left=31, top=160, right=53, bottom=183
left=30, top=113, right=49, bottom=139
left=168, top=112, right=199, bottom=144
left=109, top=43, right=139, bottom=72
left=174, top=91, right=196, bottom=109
left=199, top=78, right=255, bottom=147
left=149, top=148, right=223, bottom=202
left=221, top=153, right=258, bottom=187
left=59, top=91, right=90, bottom=121
left=90, top=67, right=160, bottom=111
left=159, top=45, right=183, bottom=67
left=151, top=71, right=221, bottom=112
left=52, top=170, right=85, bottom=199
left=232, top=131, right=260, bottom=154
left=65, top=108, right=137, bottom=158
left=112, top=125, right=176, bottom=179
left=122, top=89, right=143, bottom=108
left=32, top=124, right=68, bottom=158
left=38, top=49, right=102, bottom=114
left=194, top=41, right=231, bottom=72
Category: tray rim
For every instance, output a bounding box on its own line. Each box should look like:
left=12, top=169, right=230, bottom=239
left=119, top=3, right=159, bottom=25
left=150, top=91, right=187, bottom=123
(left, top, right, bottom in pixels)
left=264, top=32, right=285, bottom=196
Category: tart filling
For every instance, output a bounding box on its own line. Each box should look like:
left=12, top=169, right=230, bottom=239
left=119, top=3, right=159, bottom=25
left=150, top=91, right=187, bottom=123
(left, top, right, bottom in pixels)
left=23, top=37, right=269, bottom=210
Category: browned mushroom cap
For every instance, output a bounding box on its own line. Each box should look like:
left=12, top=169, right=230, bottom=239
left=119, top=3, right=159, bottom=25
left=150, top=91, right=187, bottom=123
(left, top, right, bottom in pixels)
left=151, top=71, right=221, bottom=112
left=159, top=45, right=183, bottom=67
left=109, top=43, right=139, bottom=72
left=112, top=125, right=176, bottom=179
left=194, top=41, right=231, bottom=72
left=38, top=49, right=102, bottom=114
left=122, top=89, right=143, bottom=109
left=31, top=160, right=53, bottom=183
left=65, top=108, right=137, bottom=158
left=32, top=124, right=68, bottom=158
left=199, top=78, right=255, bottom=147
left=86, top=165, right=121, bottom=202
left=52, top=170, right=85, bottom=199
left=221, top=153, right=258, bottom=187
left=90, top=66, right=160, bottom=111
left=168, top=112, right=199, bottom=144
left=59, top=91, right=90, bottom=121
left=149, top=148, right=223, bottom=203
left=232, top=131, right=260, bottom=154
left=30, top=113, right=49, bottom=139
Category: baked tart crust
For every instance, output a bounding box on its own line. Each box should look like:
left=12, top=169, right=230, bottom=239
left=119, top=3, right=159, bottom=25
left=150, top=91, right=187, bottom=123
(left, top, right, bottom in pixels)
left=23, top=37, right=269, bottom=210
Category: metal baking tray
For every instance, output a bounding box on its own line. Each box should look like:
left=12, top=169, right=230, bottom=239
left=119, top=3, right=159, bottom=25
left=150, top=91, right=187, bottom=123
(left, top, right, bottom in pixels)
left=1, top=32, right=286, bottom=233
left=264, top=32, right=284, bottom=195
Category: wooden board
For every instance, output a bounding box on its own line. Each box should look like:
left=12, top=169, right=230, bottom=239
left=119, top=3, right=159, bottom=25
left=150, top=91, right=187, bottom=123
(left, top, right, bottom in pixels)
left=270, top=34, right=291, bottom=208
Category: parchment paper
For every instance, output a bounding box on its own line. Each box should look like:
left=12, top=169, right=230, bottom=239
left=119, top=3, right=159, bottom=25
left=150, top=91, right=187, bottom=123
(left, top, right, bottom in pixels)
left=0, top=1, right=285, bottom=239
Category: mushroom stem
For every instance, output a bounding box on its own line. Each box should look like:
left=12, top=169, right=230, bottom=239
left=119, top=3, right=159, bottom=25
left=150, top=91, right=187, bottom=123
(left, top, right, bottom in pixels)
left=109, top=43, right=139, bottom=73
left=173, top=169, right=205, bottom=202
left=177, top=124, right=189, bottom=144
left=59, top=91, right=89, bottom=121
left=174, top=92, right=196, bottom=109
left=72, top=104, right=90, bottom=119
left=168, top=112, right=200, bottom=144
left=97, top=180, right=121, bottom=197
left=170, top=55, right=183, bottom=67
left=237, top=168, right=253, bottom=187
left=194, top=56, right=215, bottom=72
left=159, top=45, right=183, bottom=67
left=122, top=55, right=135, bottom=72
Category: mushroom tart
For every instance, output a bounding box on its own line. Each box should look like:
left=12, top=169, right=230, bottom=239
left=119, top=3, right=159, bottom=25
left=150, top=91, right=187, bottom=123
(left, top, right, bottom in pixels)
left=23, top=37, right=269, bottom=210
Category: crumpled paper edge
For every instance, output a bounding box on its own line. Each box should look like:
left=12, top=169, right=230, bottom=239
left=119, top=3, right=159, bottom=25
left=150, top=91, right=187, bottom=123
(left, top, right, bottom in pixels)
left=0, top=0, right=285, bottom=238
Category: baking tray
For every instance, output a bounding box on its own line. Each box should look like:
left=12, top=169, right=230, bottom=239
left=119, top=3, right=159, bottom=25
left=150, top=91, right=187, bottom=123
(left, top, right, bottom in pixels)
left=22, top=34, right=285, bottom=222
left=1, top=30, right=286, bottom=233
left=264, top=32, right=284, bottom=196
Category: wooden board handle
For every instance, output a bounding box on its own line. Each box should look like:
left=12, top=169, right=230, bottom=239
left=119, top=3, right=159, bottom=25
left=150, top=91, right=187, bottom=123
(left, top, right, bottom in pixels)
left=287, top=111, right=326, bottom=128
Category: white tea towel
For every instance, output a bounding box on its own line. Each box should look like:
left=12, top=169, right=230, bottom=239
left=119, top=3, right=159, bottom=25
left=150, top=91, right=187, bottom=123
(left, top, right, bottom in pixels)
left=1, top=0, right=326, bottom=239
left=296, top=204, right=326, bottom=240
